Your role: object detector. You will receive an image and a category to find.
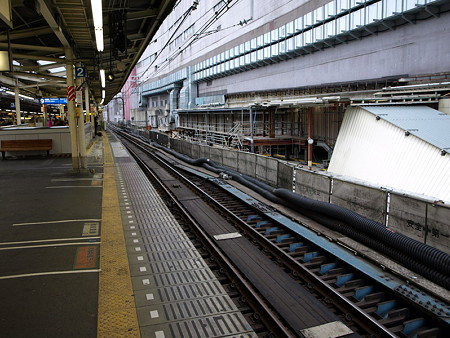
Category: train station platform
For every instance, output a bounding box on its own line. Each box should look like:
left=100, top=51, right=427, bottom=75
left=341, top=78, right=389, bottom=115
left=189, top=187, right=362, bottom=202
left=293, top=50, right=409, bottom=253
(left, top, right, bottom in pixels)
left=0, top=131, right=256, bottom=337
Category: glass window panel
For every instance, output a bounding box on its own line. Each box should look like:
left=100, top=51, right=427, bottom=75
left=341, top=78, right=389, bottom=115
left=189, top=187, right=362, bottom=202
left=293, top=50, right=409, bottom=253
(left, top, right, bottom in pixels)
left=324, top=2, right=336, bottom=17
left=271, top=29, right=279, bottom=41
left=245, top=41, right=251, bottom=51
left=257, top=35, right=264, bottom=47
left=257, top=49, right=264, bottom=60
left=324, top=20, right=336, bottom=37
left=250, top=38, right=257, bottom=50
left=239, top=43, right=245, bottom=54
left=404, top=0, right=418, bottom=10
left=279, top=40, right=286, bottom=54
left=279, top=25, right=286, bottom=38
left=349, top=0, right=358, bottom=8
left=271, top=43, right=279, bottom=56
left=304, top=29, right=314, bottom=44
left=295, top=33, right=304, bottom=48
left=286, top=36, right=295, bottom=51
left=350, top=8, right=364, bottom=29
left=234, top=58, right=240, bottom=68
left=264, top=32, right=271, bottom=44
left=234, top=46, right=240, bottom=56
left=286, top=21, right=294, bottom=35
left=239, top=55, right=246, bottom=65
left=224, top=50, right=230, bottom=60
left=251, top=51, right=257, bottom=62
left=383, top=0, right=400, bottom=18
left=304, top=12, right=314, bottom=27
left=263, top=46, right=271, bottom=58
left=314, top=26, right=323, bottom=42
left=295, top=17, right=304, bottom=31
left=315, top=7, right=325, bottom=22
left=225, top=61, right=230, bottom=71
left=366, top=3, right=382, bottom=23
left=337, top=0, right=350, bottom=12
left=337, top=15, right=349, bottom=33
left=245, top=53, right=251, bottom=64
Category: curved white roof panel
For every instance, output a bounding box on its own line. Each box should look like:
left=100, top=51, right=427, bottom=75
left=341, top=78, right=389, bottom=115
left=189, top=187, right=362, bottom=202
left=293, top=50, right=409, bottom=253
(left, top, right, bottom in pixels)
left=361, top=105, right=450, bottom=152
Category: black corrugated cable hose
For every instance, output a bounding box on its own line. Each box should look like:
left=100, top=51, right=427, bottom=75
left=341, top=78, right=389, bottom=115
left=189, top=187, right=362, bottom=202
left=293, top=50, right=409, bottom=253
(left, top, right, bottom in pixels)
left=273, top=188, right=450, bottom=277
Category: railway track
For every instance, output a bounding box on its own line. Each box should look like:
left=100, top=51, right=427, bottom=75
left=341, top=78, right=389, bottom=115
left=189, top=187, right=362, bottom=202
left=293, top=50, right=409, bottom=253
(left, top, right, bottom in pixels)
left=114, top=128, right=450, bottom=337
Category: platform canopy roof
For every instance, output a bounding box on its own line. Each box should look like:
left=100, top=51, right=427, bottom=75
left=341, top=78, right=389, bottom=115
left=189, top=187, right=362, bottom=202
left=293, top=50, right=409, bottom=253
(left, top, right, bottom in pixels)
left=0, top=0, right=177, bottom=108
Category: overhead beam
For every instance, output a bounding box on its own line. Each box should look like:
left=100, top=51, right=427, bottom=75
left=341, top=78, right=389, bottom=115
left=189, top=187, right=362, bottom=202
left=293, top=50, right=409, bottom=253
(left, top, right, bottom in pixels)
left=0, top=42, right=64, bottom=53
left=37, top=0, right=71, bottom=47
left=127, top=9, right=158, bottom=21
left=0, top=27, right=54, bottom=41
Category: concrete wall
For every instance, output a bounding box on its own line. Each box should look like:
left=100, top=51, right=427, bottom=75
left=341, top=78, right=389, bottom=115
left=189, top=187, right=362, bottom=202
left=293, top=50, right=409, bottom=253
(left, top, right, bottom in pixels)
left=0, top=126, right=71, bottom=155
left=148, top=132, right=449, bottom=253
left=295, top=168, right=331, bottom=203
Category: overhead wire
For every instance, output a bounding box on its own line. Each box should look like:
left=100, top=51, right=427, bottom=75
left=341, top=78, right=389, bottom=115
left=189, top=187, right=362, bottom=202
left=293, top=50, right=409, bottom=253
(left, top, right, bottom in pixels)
left=141, top=0, right=243, bottom=81
left=140, top=1, right=200, bottom=81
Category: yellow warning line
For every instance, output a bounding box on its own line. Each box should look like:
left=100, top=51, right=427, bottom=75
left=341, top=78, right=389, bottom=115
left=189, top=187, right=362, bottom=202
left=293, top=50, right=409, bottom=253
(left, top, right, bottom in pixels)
left=97, top=132, right=140, bottom=338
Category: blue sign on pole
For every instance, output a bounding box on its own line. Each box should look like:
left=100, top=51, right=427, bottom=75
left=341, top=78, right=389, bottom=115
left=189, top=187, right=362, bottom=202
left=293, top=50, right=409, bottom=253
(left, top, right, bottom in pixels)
left=40, top=98, right=68, bottom=105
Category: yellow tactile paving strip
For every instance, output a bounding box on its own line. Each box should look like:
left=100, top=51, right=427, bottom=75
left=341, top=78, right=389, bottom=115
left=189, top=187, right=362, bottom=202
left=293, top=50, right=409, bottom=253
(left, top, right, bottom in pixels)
left=97, top=133, right=140, bottom=338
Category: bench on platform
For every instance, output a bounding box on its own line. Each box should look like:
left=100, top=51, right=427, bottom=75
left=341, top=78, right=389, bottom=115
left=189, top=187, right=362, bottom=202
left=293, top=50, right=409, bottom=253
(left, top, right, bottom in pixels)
left=1, top=139, right=52, bottom=159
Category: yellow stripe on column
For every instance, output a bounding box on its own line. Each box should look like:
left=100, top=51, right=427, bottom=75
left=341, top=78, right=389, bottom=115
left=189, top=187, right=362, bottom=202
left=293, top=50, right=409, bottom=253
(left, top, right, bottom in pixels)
left=97, top=132, right=140, bottom=337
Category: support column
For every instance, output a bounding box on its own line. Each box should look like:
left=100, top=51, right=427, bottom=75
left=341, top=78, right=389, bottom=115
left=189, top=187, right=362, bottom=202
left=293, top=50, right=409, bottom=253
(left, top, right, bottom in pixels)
left=307, top=108, right=313, bottom=169
left=85, top=84, right=91, bottom=123
left=76, top=74, right=87, bottom=169
left=14, top=80, right=21, bottom=125
left=65, top=48, right=79, bottom=170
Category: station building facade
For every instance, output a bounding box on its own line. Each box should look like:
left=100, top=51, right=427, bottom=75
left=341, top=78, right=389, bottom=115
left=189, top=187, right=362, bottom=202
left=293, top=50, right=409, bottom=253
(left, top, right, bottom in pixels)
left=108, top=0, right=450, bottom=187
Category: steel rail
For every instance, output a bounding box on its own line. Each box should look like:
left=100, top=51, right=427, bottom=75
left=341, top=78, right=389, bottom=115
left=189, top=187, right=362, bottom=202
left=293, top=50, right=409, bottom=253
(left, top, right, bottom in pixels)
left=120, top=136, right=296, bottom=337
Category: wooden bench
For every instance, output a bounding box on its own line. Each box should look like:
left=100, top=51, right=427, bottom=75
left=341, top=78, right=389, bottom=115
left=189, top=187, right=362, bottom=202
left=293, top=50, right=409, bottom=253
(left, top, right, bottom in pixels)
left=1, top=139, right=52, bottom=159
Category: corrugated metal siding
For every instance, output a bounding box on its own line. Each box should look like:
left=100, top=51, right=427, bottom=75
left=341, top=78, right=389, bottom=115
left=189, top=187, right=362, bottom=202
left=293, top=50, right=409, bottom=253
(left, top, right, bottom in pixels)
left=362, top=106, right=450, bottom=151
left=328, top=106, right=450, bottom=203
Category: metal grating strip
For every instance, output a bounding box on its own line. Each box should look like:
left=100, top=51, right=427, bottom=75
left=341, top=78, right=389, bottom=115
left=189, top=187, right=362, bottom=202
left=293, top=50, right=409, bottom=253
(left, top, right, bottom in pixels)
left=113, top=160, right=256, bottom=337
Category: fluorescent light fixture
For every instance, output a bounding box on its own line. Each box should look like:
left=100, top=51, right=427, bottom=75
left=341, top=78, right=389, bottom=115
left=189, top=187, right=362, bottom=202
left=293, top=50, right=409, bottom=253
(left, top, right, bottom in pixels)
left=101, top=89, right=105, bottom=99
left=48, top=66, right=66, bottom=73
left=37, top=60, right=56, bottom=66
left=5, top=90, right=34, bottom=100
left=91, top=0, right=104, bottom=52
left=100, top=69, right=105, bottom=88
left=95, top=28, right=104, bottom=52
left=100, top=99, right=104, bottom=105
left=91, top=0, right=103, bottom=28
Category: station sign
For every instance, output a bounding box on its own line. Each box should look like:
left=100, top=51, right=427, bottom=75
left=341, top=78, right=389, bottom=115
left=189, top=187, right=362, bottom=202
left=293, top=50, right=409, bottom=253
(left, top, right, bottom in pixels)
left=40, top=97, right=68, bottom=105
left=75, top=66, right=86, bottom=78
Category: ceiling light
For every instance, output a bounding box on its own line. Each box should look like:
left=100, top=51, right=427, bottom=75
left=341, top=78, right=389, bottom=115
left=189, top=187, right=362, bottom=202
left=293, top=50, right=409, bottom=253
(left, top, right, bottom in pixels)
left=91, top=0, right=104, bottom=52
left=95, top=28, right=104, bottom=52
left=91, top=0, right=102, bottom=28
left=100, top=69, right=105, bottom=88
left=107, top=73, right=115, bottom=81
left=101, top=89, right=105, bottom=99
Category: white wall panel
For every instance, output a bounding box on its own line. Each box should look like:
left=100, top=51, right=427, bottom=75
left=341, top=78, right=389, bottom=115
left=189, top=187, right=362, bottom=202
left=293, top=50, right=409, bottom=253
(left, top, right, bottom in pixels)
left=328, top=107, right=450, bottom=203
